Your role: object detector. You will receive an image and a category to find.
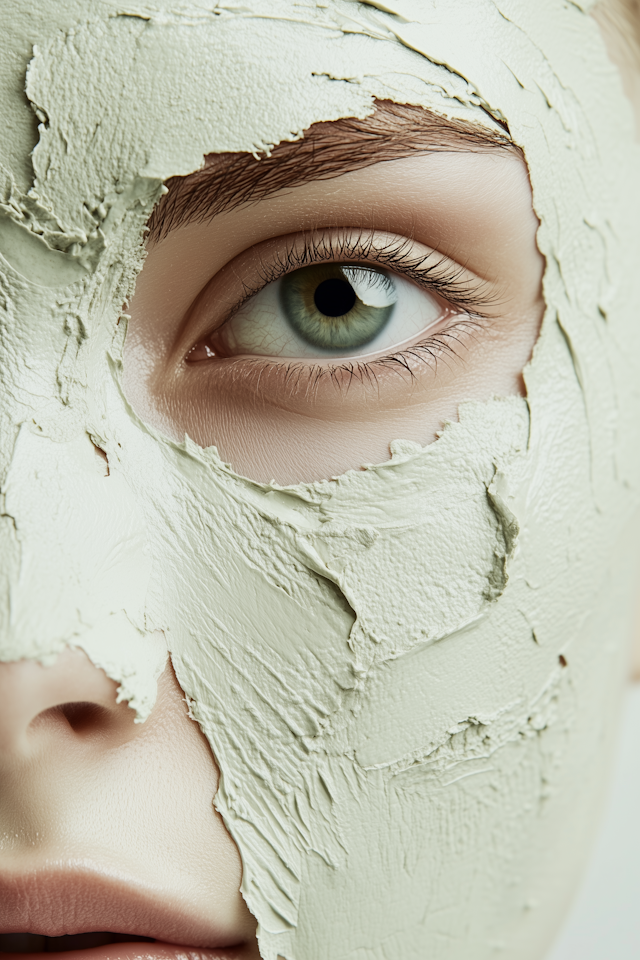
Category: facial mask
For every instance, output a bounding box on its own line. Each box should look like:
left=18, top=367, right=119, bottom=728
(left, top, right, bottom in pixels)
left=1, top=1, right=639, bottom=958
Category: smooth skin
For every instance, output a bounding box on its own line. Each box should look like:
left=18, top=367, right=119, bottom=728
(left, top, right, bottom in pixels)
left=0, top=4, right=638, bottom=956
left=0, top=649, right=260, bottom=956
left=123, top=150, right=544, bottom=484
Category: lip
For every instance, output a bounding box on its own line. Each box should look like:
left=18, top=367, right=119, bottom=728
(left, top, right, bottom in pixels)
left=0, top=945, right=248, bottom=960
left=0, top=867, right=253, bottom=957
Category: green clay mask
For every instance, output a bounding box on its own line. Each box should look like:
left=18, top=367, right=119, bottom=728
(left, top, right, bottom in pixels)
left=1, top=2, right=639, bottom=959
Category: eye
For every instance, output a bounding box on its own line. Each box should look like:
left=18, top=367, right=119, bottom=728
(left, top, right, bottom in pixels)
left=124, top=151, right=544, bottom=485
left=187, top=260, right=447, bottom=363
left=281, top=264, right=396, bottom=351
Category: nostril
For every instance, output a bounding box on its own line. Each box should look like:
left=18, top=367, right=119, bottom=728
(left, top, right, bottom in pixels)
left=0, top=650, right=138, bottom=753
left=58, top=701, right=112, bottom=735
left=31, top=702, right=114, bottom=738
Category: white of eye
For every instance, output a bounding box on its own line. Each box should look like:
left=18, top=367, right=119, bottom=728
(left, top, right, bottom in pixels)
left=221, top=268, right=444, bottom=361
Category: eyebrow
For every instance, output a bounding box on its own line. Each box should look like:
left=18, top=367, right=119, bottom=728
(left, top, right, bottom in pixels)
left=147, top=100, right=514, bottom=243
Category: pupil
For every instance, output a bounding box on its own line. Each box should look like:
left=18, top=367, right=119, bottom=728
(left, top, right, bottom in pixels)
left=313, top=278, right=357, bottom=317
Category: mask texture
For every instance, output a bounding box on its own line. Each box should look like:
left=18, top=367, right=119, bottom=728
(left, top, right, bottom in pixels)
left=1, top=2, right=639, bottom=958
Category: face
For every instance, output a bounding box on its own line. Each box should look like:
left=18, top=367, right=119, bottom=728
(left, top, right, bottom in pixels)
left=0, top=3, right=639, bottom=960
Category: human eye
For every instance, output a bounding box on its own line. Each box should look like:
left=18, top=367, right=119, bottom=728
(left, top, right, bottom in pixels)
left=126, top=147, right=544, bottom=484
left=185, top=229, right=491, bottom=379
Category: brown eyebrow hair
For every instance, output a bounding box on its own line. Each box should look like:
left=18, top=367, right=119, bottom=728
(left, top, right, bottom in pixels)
left=147, top=99, right=514, bottom=243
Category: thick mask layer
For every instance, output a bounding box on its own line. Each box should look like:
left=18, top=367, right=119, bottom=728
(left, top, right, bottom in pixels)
left=0, top=2, right=639, bottom=959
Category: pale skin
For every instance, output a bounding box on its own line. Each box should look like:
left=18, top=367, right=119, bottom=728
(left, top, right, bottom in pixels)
left=0, top=5, right=638, bottom=958
left=124, top=150, right=543, bottom=485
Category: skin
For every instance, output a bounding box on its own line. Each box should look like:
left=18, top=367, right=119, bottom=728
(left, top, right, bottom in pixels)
left=124, top=150, right=544, bottom=484
left=0, top=4, right=638, bottom=957
left=0, top=649, right=260, bottom=956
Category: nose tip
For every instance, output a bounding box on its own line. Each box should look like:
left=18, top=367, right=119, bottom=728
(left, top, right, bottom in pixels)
left=0, top=648, right=136, bottom=756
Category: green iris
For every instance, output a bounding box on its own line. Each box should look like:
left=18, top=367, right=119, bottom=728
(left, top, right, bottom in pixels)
left=279, top=264, right=396, bottom=351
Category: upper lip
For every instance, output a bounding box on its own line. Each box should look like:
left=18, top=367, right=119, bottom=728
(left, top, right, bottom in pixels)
left=0, top=865, right=241, bottom=948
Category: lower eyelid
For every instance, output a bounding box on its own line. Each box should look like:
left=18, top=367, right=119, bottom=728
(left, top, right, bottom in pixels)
left=187, top=315, right=483, bottom=400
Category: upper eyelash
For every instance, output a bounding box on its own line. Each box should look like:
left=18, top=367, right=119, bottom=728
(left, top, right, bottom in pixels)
left=226, top=229, right=499, bottom=329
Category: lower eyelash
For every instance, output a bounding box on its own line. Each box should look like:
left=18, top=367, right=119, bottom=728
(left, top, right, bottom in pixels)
left=221, top=315, right=483, bottom=402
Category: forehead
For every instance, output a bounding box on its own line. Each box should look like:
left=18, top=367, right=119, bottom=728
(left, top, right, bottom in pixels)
left=1, top=2, right=631, bottom=311
left=0, top=2, right=633, bottom=419
left=0, top=3, right=635, bottom=390
left=1, top=2, right=525, bottom=222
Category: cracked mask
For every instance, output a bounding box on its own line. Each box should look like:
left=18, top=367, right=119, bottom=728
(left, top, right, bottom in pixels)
left=1, top=1, right=640, bottom=959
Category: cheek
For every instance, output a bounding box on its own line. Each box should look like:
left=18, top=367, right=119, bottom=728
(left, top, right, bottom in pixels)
left=136, top=389, right=530, bottom=958
left=127, top=305, right=632, bottom=960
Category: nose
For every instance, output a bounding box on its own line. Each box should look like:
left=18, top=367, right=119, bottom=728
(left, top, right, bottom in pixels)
left=0, top=647, right=137, bottom=757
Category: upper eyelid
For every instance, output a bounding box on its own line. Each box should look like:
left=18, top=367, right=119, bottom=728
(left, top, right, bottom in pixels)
left=175, top=229, right=501, bottom=364
left=250, top=231, right=497, bottom=310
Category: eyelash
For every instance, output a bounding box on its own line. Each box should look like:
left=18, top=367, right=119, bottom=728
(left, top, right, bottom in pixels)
left=220, top=319, right=483, bottom=405
left=192, top=229, right=496, bottom=393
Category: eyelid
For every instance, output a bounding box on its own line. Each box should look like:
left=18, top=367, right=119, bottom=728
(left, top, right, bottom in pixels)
left=173, top=228, right=500, bottom=365
left=183, top=312, right=490, bottom=408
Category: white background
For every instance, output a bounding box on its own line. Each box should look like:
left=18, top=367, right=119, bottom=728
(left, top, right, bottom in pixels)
left=546, top=684, right=640, bottom=959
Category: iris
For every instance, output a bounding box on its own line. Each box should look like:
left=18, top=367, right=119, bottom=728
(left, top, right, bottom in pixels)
left=279, top=264, right=397, bottom=351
